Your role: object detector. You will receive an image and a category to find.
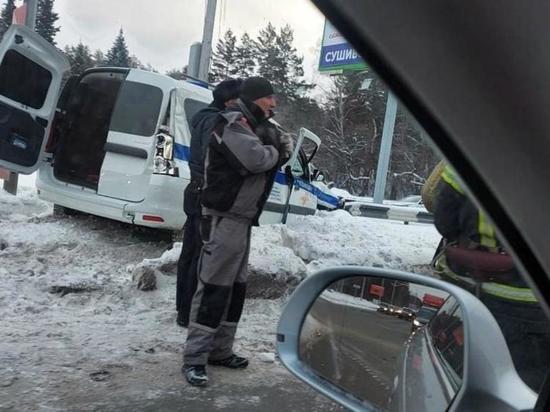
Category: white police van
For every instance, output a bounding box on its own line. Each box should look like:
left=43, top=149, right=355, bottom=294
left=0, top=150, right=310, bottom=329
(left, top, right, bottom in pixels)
left=0, top=25, right=341, bottom=230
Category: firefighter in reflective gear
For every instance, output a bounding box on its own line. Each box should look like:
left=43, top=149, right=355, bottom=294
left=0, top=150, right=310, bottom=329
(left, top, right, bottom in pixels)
left=428, top=163, right=550, bottom=391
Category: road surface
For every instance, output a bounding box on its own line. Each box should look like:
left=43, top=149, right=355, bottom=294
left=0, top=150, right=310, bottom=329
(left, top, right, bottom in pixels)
left=301, top=295, right=411, bottom=410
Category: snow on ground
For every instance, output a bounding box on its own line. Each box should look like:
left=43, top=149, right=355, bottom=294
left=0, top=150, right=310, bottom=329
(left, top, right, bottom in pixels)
left=320, top=289, right=380, bottom=312
left=0, top=183, right=440, bottom=409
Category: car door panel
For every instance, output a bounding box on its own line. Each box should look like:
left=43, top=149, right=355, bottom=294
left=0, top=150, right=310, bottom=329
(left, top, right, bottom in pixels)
left=260, top=127, right=320, bottom=224
left=0, top=24, right=69, bottom=174
left=96, top=71, right=173, bottom=202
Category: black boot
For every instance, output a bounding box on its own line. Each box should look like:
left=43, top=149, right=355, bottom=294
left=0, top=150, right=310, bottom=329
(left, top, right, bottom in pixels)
left=208, top=354, right=249, bottom=369
left=183, top=365, right=208, bottom=386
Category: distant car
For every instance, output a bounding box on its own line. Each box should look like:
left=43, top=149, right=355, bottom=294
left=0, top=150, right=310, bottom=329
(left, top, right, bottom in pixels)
left=397, top=307, right=416, bottom=320
left=377, top=303, right=390, bottom=314
left=411, top=305, right=438, bottom=331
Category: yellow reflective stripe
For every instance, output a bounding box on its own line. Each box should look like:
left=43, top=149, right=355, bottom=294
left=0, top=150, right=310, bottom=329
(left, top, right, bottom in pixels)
left=435, top=255, right=537, bottom=303
left=478, top=211, right=497, bottom=249
left=481, top=282, right=538, bottom=303
left=441, top=165, right=465, bottom=195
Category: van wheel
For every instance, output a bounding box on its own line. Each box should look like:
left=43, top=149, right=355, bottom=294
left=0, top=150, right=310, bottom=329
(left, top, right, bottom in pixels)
left=171, top=229, right=184, bottom=243
left=53, top=204, right=81, bottom=216
left=132, top=226, right=175, bottom=242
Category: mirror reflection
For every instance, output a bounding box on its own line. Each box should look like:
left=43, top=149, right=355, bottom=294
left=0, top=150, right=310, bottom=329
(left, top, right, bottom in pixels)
left=299, top=276, right=462, bottom=411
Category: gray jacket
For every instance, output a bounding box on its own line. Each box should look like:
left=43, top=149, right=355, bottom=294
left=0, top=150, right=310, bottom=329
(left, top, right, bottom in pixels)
left=201, top=110, right=280, bottom=222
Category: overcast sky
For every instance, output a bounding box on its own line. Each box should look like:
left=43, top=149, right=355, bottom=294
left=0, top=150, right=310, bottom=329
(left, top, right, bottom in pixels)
left=46, top=0, right=326, bottom=81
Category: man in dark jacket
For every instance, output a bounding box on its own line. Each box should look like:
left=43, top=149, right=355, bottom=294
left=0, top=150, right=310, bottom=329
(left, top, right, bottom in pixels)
left=176, top=78, right=242, bottom=327
left=182, top=77, right=293, bottom=386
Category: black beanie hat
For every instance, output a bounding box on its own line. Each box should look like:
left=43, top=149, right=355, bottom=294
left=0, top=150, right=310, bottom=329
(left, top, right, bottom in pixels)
left=240, top=76, right=274, bottom=102
left=212, top=78, right=242, bottom=108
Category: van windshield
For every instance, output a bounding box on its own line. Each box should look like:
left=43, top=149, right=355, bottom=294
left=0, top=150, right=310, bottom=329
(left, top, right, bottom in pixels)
left=109, top=81, right=163, bottom=136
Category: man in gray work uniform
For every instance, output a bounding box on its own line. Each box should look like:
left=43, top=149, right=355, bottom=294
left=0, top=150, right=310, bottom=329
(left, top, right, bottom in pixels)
left=182, top=77, right=293, bottom=386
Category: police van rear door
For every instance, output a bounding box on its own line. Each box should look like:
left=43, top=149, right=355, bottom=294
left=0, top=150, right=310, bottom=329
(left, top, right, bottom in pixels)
left=0, top=25, right=69, bottom=174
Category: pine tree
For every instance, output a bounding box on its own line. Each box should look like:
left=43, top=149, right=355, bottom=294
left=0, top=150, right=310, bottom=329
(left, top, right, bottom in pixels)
left=166, top=67, right=187, bottom=80
left=64, top=42, right=94, bottom=75
left=106, top=29, right=130, bottom=68
left=211, top=29, right=238, bottom=81
left=93, top=50, right=106, bottom=67
left=129, top=54, right=142, bottom=69
left=0, top=0, right=16, bottom=38
left=255, top=23, right=311, bottom=100
left=36, top=0, right=60, bottom=45
left=255, top=23, right=279, bottom=84
left=276, top=25, right=313, bottom=97
left=234, top=32, right=256, bottom=78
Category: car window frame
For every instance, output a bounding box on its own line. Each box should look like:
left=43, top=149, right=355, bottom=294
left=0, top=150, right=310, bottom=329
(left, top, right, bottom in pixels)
left=310, top=0, right=550, bottom=319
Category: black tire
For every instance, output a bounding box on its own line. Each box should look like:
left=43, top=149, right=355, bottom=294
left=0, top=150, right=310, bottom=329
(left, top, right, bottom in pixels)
left=132, top=226, right=175, bottom=242
left=53, top=204, right=81, bottom=216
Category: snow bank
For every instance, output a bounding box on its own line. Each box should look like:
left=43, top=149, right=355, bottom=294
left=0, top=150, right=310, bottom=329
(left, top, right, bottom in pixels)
left=320, top=289, right=380, bottom=312
left=131, top=209, right=440, bottom=286
left=1, top=184, right=441, bottom=407
left=278, top=210, right=439, bottom=274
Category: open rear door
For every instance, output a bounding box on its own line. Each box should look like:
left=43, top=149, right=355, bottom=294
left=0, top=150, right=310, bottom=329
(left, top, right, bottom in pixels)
left=0, top=25, right=69, bottom=174
left=261, top=127, right=322, bottom=224
left=285, top=128, right=322, bottom=219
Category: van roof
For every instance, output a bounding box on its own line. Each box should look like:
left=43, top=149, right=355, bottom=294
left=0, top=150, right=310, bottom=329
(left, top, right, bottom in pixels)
left=125, top=68, right=213, bottom=103
left=174, top=78, right=213, bottom=102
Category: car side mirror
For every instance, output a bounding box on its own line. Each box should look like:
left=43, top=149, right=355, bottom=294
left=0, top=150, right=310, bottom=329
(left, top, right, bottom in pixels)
left=277, top=267, right=536, bottom=412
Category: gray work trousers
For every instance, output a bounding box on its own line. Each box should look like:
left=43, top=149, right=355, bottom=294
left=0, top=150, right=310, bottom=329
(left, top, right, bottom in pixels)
left=183, top=215, right=251, bottom=366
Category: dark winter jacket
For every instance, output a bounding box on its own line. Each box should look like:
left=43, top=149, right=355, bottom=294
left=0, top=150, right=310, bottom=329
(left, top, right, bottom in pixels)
left=188, top=105, right=222, bottom=179
left=201, top=101, right=280, bottom=225
left=433, top=178, right=527, bottom=289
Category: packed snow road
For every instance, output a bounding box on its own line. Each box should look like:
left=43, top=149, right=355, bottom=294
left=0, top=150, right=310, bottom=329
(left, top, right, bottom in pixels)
left=0, top=182, right=440, bottom=411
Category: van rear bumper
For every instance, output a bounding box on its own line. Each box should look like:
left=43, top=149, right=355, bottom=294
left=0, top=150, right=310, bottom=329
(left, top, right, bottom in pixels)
left=36, top=165, right=187, bottom=230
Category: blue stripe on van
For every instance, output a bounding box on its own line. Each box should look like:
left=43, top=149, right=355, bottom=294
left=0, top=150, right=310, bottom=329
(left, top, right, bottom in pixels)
left=174, top=143, right=190, bottom=161
left=174, top=143, right=340, bottom=208
left=274, top=171, right=340, bottom=208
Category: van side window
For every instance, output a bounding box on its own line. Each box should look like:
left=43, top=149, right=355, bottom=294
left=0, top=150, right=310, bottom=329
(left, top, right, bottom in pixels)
left=0, top=50, right=52, bottom=109
left=184, top=99, right=209, bottom=131
left=109, top=81, right=163, bottom=137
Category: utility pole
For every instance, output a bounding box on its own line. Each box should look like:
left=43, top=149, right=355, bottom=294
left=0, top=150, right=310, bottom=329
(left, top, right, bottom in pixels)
left=197, top=0, right=217, bottom=82
left=25, top=0, right=37, bottom=30
left=373, top=91, right=398, bottom=204
left=3, top=0, right=38, bottom=195
left=187, top=42, right=202, bottom=78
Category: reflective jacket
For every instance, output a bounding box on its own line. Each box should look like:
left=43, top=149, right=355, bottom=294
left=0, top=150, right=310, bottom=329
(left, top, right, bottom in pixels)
left=433, top=165, right=536, bottom=303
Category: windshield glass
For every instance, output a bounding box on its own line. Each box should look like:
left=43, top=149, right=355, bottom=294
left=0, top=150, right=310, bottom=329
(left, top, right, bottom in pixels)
left=0, top=1, right=548, bottom=411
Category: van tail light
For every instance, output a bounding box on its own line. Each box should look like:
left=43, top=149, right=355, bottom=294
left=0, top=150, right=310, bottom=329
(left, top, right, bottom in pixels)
left=153, top=132, right=178, bottom=176
left=143, top=214, right=165, bottom=223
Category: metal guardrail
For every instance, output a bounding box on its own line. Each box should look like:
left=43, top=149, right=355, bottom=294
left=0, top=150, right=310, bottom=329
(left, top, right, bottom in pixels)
left=344, top=202, right=434, bottom=224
